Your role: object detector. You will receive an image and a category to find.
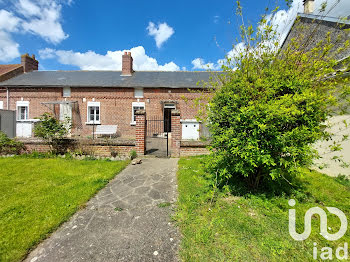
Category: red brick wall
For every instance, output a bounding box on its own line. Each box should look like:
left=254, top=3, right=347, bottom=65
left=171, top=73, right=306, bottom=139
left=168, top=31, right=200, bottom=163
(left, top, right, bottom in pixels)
left=180, top=147, right=210, bottom=156
left=0, top=86, right=206, bottom=138
left=135, top=110, right=146, bottom=155
left=21, top=138, right=135, bottom=157
left=171, top=110, right=181, bottom=157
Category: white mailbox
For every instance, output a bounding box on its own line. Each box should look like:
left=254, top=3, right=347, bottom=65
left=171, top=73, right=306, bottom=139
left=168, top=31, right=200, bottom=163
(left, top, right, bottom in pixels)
left=181, top=119, right=200, bottom=140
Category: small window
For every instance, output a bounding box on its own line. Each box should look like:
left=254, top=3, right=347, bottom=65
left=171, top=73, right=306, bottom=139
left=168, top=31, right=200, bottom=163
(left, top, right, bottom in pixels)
left=87, top=102, right=100, bottom=124
left=0, top=101, right=3, bottom=109
left=131, top=102, right=145, bottom=124
left=164, top=103, right=176, bottom=109
left=16, top=101, right=29, bottom=120
left=63, top=87, right=71, bottom=97
left=134, top=88, right=144, bottom=98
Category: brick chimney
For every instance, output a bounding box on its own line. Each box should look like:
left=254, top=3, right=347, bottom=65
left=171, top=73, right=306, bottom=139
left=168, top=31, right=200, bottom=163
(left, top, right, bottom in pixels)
left=122, top=51, right=133, bottom=76
left=21, top=53, right=39, bottom=73
left=303, top=0, right=314, bottom=14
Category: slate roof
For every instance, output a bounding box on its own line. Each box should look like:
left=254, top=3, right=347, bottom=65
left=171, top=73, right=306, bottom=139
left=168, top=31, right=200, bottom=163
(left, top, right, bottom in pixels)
left=0, top=70, right=219, bottom=88
left=0, top=64, right=22, bottom=75
left=281, top=13, right=350, bottom=61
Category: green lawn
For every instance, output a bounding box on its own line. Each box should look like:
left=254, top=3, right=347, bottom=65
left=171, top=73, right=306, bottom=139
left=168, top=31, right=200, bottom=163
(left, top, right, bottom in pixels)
left=0, top=157, right=129, bottom=262
left=176, top=156, right=350, bottom=262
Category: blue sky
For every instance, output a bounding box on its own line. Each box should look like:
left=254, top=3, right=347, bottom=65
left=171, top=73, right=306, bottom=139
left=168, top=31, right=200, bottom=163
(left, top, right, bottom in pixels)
left=0, top=0, right=349, bottom=71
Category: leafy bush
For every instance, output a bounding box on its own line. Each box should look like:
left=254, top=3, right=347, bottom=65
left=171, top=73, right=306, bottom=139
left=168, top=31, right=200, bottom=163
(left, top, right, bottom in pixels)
left=34, top=113, right=71, bottom=154
left=200, top=3, right=349, bottom=189
left=0, top=132, right=25, bottom=155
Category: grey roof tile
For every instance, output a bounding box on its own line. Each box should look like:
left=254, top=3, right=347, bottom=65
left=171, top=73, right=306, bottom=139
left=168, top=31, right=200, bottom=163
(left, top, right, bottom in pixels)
left=0, top=70, right=220, bottom=88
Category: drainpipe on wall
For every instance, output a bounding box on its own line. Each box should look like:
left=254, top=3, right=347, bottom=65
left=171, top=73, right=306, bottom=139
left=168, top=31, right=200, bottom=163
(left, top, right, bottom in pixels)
left=6, top=87, right=9, bottom=110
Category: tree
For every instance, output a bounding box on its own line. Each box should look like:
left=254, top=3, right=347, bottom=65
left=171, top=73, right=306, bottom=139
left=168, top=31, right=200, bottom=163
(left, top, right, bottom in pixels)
left=34, top=113, right=71, bottom=153
left=200, top=2, right=349, bottom=189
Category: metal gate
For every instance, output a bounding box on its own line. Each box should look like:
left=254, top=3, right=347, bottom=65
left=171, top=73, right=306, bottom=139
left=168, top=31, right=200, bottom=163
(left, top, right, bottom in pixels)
left=146, top=117, right=170, bottom=157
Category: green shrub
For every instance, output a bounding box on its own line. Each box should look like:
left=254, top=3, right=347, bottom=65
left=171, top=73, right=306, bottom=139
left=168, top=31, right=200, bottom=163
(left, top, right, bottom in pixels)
left=0, top=132, right=25, bottom=155
left=198, top=2, right=349, bottom=190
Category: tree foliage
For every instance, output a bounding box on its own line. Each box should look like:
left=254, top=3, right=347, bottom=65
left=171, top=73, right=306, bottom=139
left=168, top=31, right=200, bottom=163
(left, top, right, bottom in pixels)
left=34, top=113, right=71, bottom=153
left=201, top=2, right=350, bottom=189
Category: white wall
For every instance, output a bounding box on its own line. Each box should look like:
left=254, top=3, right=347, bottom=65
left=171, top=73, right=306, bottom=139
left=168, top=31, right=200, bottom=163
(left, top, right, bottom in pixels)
left=313, top=115, right=350, bottom=177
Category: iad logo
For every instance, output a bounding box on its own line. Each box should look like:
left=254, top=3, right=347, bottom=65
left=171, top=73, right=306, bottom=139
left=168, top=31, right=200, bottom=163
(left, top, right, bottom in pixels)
left=288, top=199, right=348, bottom=260
left=288, top=199, right=347, bottom=241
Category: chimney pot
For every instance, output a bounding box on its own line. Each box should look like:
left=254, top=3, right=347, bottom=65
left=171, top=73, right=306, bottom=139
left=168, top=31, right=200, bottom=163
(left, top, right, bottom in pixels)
left=303, top=0, right=314, bottom=14
left=124, top=51, right=127, bottom=55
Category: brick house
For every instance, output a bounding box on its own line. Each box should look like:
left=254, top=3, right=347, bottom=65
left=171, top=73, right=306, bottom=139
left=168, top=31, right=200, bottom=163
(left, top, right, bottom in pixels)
left=0, top=52, right=214, bottom=140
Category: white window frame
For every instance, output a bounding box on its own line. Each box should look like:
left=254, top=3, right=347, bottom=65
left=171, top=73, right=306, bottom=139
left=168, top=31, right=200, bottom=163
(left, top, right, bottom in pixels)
left=134, top=88, right=144, bottom=98
left=0, top=101, right=3, bottom=110
left=63, top=86, right=71, bottom=97
left=86, top=101, right=101, bottom=124
left=16, top=101, right=29, bottom=121
left=131, top=102, right=145, bottom=125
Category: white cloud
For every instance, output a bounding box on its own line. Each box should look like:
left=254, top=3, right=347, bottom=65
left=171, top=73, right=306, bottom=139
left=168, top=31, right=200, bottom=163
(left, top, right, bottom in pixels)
left=16, top=0, right=41, bottom=17
left=0, top=31, right=20, bottom=62
left=191, top=58, right=221, bottom=70
left=17, top=0, right=69, bottom=44
left=39, top=46, right=181, bottom=71
left=147, top=22, right=174, bottom=48
left=0, top=0, right=69, bottom=62
left=0, top=10, right=21, bottom=32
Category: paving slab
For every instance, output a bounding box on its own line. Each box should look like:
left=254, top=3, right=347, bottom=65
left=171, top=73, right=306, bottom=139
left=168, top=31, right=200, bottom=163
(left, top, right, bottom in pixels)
left=25, top=158, right=180, bottom=262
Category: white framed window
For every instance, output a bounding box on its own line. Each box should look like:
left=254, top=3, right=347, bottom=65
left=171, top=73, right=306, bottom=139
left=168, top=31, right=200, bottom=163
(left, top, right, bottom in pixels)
left=0, top=101, right=3, bottom=109
left=131, top=102, right=145, bottom=125
left=134, top=88, right=144, bottom=98
left=16, top=101, right=29, bottom=120
left=63, top=87, right=71, bottom=97
left=87, top=101, right=100, bottom=124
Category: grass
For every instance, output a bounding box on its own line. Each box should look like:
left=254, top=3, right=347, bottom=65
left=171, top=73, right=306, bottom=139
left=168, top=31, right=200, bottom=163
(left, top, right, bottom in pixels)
left=158, top=202, right=171, bottom=208
left=175, top=156, right=350, bottom=262
left=0, top=157, right=129, bottom=262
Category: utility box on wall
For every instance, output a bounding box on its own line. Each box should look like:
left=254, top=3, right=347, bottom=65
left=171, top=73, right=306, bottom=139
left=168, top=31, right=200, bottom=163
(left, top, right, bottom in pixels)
left=181, top=119, right=200, bottom=140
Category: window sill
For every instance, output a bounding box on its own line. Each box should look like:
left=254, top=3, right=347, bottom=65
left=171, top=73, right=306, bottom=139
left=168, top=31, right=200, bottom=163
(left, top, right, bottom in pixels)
left=130, top=122, right=136, bottom=126
left=17, top=119, right=40, bottom=122
left=85, top=122, right=101, bottom=125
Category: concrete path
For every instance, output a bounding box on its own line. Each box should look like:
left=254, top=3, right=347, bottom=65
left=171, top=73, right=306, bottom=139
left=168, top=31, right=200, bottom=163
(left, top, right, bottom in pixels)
left=25, top=158, right=180, bottom=262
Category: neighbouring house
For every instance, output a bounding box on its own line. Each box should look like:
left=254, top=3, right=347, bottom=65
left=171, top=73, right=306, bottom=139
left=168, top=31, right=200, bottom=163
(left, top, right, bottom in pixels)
left=281, top=0, right=350, bottom=176
left=0, top=54, right=38, bottom=83
left=0, top=54, right=39, bottom=111
left=0, top=52, right=215, bottom=143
